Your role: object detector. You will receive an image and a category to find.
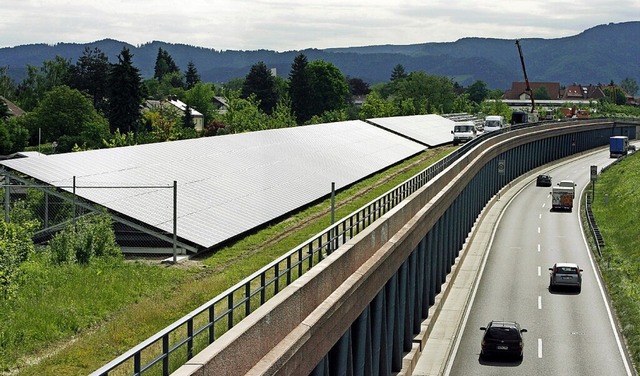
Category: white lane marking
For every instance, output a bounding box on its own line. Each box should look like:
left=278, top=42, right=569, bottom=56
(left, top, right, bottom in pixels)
left=538, top=227, right=541, bottom=234
left=539, top=213, right=542, bottom=219
left=538, top=338, right=543, bottom=358
left=542, top=203, right=546, bottom=208
left=538, top=266, right=541, bottom=276
left=538, top=244, right=541, bottom=252
left=538, top=296, right=542, bottom=310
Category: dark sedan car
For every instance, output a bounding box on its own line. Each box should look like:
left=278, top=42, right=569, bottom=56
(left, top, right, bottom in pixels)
left=480, top=321, right=527, bottom=360
left=536, top=174, right=552, bottom=186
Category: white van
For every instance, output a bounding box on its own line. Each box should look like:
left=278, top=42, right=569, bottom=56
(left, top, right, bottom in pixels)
left=483, top=115, right=504, bottom=132
left=451, top=121, right=477, bottom=145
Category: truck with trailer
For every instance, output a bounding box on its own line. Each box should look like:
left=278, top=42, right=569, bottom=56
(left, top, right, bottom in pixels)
left=609, top=136, right=629, bottom=158
left=550, top=180, right=576, bottom=211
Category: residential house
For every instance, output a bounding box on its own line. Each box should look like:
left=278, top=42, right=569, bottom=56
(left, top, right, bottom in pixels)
left=503, top=82, right=562, bottom=100
left=144, top=97, right=204, bottom=132
left=0, top=96, right=25, bottom=118
left=212, top=96, right=229, bottom=114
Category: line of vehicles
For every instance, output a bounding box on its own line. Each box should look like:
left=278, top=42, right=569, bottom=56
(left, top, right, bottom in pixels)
left=479, top=170, right=587, bottom=362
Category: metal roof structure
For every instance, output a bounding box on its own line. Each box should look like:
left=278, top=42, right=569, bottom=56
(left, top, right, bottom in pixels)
left=367, top=114, right=458, bottom=147
left=1, top=120, right=426, bottom=251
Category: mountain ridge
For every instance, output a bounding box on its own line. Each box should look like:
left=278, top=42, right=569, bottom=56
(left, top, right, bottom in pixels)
left=0, top=21, right=638, bottom=90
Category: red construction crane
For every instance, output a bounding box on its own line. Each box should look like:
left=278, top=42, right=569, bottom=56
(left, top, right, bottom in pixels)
left=515, top=39, right=536, bottom=113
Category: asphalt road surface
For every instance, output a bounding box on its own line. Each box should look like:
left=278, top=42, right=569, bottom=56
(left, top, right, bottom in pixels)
left=446, top=148, right=634, bottom=376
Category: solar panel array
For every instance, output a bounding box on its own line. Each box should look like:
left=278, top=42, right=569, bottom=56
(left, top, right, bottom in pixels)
left=1, top=120, right=426, bottom=250
left=367, top=114, right=458, bottom=146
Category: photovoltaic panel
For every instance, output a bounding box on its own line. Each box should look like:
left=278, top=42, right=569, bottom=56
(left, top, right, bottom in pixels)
left=367, top=114, right=456, bottom=146
left=1, top=120, right=425, bottom=250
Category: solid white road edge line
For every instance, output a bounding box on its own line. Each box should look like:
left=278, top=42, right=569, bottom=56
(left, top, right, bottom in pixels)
left=578, top=176, right=633, bottom=376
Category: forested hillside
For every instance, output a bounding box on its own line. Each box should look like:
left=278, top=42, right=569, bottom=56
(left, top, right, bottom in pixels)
left=0, top=21, right=638, bottom=89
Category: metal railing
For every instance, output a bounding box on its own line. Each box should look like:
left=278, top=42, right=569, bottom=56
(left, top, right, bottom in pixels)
left=90, top=120, right=560, bottom=376
left=585, top=193, right=604, bottom=257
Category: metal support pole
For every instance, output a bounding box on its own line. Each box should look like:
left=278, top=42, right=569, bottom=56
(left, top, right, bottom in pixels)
left=329, top=182, right=335, bottom=254
left=173, top=180, right=178, bottom=263
left=3, top=172, right=9, bottom=223
left=72, top=176, right=76, bottom=226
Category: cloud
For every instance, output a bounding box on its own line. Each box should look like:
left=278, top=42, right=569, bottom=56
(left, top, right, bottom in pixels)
left=0, top=1, right=637, bottom=51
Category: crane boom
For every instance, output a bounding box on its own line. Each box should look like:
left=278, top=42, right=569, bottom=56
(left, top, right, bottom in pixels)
left=515, top=39, right=535, bottom=112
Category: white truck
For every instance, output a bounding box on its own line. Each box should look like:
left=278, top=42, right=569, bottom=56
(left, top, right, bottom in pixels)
left=483, top=115, right=504, bottom=132
left=451, top=121, right=477, bottom=145
left=550, top=180, right=576, bottom=211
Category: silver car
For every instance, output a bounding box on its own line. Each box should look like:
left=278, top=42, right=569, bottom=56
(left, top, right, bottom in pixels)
left=549, top=262, right=583, bottom=292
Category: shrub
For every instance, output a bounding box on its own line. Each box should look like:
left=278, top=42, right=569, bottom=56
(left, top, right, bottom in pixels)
left=48, top=212, right=121, bottom=265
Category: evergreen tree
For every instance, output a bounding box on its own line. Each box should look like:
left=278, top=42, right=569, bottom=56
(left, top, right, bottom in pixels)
left=185, top=61, right=200, bottom=90
left=390, top=64, right=407, bottom=81
left=69, top=47, right=110, bottom=114
left=183, top=104, right=194, bottom=129
left=241, top=61, right=277, bottom=115
left=107, top=47, right=144, bottom=133
left=288, top=54, right=313, bottom=124
left=154, top=48, right=180, bottom=81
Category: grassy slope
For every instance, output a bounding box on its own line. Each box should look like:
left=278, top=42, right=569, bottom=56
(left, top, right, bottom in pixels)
left=589, top=152, right=640, bottom=372
left=6, top=147, right=454, bottom=375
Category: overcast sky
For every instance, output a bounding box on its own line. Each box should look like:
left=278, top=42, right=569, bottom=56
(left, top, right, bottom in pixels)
left=1, top=1, right=637, bottom=51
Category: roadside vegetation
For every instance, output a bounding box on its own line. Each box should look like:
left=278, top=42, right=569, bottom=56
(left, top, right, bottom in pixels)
left=1, top=146, right=454, bottom=375
left=586, top=151, right=640, bottom=372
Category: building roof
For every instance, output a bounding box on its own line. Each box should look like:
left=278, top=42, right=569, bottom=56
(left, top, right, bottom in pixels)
left=1, top=120, right=426, bottom=251
left=0, top=96, right=25, bottom=117
left=503, top=82, right=561, bottom=100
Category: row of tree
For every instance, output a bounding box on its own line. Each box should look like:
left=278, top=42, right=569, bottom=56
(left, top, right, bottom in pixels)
left=1, top=45, right=637, bottom=156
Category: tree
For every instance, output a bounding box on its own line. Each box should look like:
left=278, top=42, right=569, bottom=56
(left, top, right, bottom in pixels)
left=183, top=104, right=194, bottom=129
left=241, top=61, right=278, bottom=115
left=359, top=92, right=396, bottom=119
left=466, top=80, right=489, bottom=104
left=29, top=85, right=110, bottom=152
left=184, top=82, right=216, bottom=124
left=620, top=78, right=638, bottom=96
left=154, top=47, right=180, bottom=81
left=307, top=60, right=350, bottom=118
left=69, top=47, right=110, bottom=114
left=390, top=64, right=407, bottom=81
left=220, top=92, right=270, bottom=133
left=451, top=93, right=474, bottom=113
left=392, top=72, right=456, bottom=114
left=533, top=86, right=550, bottom=100
left=0, top=116, right=29, bottom=154
left=348, top=77, right=371, bottom=96
left=15, top=55, right=72, bottom=111
left=288, top=54, right=313, bottom=124
left=0, top=99, right=8, bottom=120
left=185, top=61, right=201, bottom=90
left=107, top=47, right=144, bottom=134
left=0, top=66, right=16, bottom=99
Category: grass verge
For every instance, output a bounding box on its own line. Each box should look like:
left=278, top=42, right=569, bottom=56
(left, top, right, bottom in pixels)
left=586, top=152, right=640, bottom=373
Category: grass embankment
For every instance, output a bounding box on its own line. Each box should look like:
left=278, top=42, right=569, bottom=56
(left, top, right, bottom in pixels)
left=4, top=146, right=455, bottom=375
left=587, top=152, right=640, bottom=372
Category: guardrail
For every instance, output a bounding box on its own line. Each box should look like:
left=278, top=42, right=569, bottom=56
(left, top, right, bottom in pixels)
left=90, top=119, right=581, bottom=376
left=585, top=193, right=604, bottom=257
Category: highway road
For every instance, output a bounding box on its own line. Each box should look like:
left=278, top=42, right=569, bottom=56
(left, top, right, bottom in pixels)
left=446, top=148, right=634, bottom=376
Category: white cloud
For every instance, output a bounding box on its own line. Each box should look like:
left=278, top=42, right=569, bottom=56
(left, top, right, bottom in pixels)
left=0, top=1, right=637, bottom=50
